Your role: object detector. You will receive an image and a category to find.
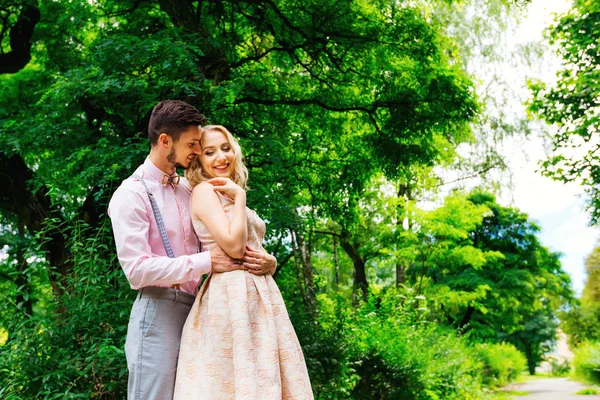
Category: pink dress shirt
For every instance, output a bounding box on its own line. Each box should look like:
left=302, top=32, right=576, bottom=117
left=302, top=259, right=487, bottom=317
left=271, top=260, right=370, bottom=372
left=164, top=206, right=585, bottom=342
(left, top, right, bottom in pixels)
left=108, top=157, right=211, bottom=295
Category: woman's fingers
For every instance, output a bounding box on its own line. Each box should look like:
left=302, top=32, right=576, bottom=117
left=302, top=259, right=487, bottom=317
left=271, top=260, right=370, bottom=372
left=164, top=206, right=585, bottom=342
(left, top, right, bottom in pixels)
left=242, top=256, right=260, bottom=264
left=243, top=246, right=274, bottom=275
left=247, top=265, right=268, bottom=275
left=207, top=177, right=229, bottom=186
left=244, top=246, right=263, bottom=258
left=244, top=252, right=261, bottom=260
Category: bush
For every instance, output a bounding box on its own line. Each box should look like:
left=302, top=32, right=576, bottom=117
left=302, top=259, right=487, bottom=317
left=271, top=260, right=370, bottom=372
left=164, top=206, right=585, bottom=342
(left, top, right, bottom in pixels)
left=549, top=357, right=571, bottom=377
left=573, top=342, right=600, bottom=385
left=476, top=342, right=527, bottom=387
left=346, top=289, right=488, bottom=400
left=576, top=388, right=599, bottom=395
left=0, top=222, right=131, bottom=399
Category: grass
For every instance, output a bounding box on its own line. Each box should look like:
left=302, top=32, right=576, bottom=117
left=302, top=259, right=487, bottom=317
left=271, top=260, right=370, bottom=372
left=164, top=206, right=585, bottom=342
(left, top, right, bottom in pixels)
left=576, top=388, right=599, bottom=395
left=518, top=373, right=553, bottom=381
left=491, top=390, right=529, bottom=400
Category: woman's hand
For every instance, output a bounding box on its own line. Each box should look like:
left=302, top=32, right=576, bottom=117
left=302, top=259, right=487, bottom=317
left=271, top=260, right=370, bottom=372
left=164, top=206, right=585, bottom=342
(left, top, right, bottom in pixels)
left=242, top=245, right=277, bottom=275
left=207, top=177, right=245, bottom=201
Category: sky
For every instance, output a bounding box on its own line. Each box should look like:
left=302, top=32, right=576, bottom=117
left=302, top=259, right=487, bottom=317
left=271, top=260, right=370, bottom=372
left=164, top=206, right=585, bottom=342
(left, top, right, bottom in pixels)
left=496, top=0, right=596, bottom=294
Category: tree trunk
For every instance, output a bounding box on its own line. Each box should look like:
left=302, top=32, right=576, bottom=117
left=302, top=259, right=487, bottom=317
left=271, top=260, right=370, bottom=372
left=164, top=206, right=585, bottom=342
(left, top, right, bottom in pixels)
left=395, top=182, right=408, bottom=286
left=290, top=229, right=307, bottom=304
left=339, top=232, right=368, bottom=303
left=290, top=229, right=317, bottom=316
left=158, top=0, right=231, bottom=83
left=459, top=305, right=476, bottom=331
left=523, top=342, right=536, bottom=375
left=0, top=153, right=69, bottom=291
left=0, top=4, right=40, bottom=74
left=395, top=262, right=406, bottom=286
left=297, top=231, right=318, bottom=316
left=333, top=235, right=340, bottom=288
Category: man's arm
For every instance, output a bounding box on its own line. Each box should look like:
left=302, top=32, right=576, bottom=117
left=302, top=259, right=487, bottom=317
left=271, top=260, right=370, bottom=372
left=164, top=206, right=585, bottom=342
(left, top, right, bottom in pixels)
left=109, top=183, right=211, bottom=289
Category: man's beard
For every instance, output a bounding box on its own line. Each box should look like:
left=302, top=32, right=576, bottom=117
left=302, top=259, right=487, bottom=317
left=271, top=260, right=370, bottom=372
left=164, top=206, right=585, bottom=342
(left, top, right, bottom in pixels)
left=167, top=148, right=188, bottom=169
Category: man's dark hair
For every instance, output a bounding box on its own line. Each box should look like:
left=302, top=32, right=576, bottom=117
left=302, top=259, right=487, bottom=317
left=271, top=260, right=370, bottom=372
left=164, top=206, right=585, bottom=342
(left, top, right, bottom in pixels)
left=148, top=100, right=208, bottom=145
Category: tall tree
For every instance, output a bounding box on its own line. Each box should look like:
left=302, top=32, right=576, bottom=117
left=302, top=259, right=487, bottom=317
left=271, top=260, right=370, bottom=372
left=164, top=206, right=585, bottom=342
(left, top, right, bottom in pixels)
left=0, top=0, right=480, bottom=396
left=528, top=0, right=600, bottom=223
left=407, top=191, right=573, bottom=372
left=561, top=243, right=600, bottom=347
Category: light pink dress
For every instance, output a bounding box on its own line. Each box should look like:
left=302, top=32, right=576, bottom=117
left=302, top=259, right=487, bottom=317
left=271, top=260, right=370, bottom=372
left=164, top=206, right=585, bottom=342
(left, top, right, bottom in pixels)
left=174, top=193, right=314, bottom=400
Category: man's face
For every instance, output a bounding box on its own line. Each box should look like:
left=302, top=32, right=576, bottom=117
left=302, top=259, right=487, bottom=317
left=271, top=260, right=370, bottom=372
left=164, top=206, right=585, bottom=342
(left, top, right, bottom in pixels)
left=167, top=126, right=202, bottom=169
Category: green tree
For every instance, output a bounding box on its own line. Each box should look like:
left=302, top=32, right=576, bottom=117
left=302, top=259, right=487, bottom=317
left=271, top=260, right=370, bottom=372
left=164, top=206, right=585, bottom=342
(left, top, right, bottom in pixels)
left=0, top=0, right=481, bottom=396
left=528, top=0, right=600, bottom=223
left=562, top=243, right=600, bottom=347
left=408, top=191, right=573, bottom=373
left=582, top=243, right=600, bottom=304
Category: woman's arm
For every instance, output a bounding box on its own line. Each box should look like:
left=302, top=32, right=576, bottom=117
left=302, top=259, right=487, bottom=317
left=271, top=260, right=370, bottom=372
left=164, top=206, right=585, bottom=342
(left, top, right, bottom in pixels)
left=191, top=180, right=248, bottom=259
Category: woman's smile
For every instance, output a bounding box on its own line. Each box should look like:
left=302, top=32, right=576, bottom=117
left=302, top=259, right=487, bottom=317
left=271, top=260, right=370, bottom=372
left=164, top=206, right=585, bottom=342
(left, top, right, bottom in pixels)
left=200, top=129, right=236, bottom=179
left=213, top=164, right=230, bottom=174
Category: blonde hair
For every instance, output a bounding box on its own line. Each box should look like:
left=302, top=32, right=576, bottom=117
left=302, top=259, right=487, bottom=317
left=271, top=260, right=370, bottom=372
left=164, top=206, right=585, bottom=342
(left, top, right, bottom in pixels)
left=185, top=125, right=249, bottom=190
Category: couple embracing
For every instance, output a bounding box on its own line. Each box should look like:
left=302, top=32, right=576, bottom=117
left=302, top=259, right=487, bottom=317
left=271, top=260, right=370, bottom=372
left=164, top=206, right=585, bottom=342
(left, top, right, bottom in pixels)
left=108, top=100, right=313, bottom=400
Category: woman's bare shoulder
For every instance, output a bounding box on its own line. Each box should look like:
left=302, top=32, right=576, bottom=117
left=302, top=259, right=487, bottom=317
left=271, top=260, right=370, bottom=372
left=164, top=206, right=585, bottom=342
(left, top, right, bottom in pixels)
left=192, top=182, right=216, bottom=196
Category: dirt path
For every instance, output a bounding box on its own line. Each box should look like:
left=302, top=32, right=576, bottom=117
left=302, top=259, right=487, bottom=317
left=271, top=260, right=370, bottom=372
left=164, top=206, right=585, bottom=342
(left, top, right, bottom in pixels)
left=506, top=377, right=599, bottom=399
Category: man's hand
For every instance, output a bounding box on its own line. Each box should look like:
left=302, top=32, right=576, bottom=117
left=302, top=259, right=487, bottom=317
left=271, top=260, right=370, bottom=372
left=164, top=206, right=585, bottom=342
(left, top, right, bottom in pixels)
left=242, top=245, right=277, bottom=275
left=209, top=245, right=246, bottom=273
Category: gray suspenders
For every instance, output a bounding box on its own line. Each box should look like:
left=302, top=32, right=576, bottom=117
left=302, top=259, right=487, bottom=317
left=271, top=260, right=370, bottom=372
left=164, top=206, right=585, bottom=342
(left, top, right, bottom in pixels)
left=132, top=174, right=176, bottom=258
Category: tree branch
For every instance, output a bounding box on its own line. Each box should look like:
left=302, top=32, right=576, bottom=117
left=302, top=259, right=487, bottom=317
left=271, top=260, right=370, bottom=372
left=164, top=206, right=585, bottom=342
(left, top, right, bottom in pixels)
left=235, top=97, right=376, bottom=113
left=313, top=230, right=341, bottom=238
left=0, top=4, right=40, bottom=74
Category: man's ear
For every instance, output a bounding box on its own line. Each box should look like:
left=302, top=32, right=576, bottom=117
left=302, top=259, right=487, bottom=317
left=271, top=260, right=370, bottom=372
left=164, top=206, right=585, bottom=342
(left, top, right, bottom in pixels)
left=158, top=133, right=171, bottom=148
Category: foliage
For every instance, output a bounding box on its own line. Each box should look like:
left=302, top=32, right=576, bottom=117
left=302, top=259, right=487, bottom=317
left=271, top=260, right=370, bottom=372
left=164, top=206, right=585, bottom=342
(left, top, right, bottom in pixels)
left=573, top=341, right=600, bottom=386
left=343, top=289, right=488, bottom=400
left=0, top=0, right=579, bottom=397
left=476, top=343, right=527, bottom=387
left=402, top=190, right=572, bottom=373
left=548, top=358, right=571, bottom=377
left=505, top=308, right=560, bottom=376
left=0, top=219, right=131, bottom=399
left=582, top=244, right=600, bottom=305
left=576, top=388, right=599, bottom=395
left=562, top=243, right=600, bottom=387
left=562, top=243, right=600, bottom=347
left=528, top=0, right=600, bottom=223
left=561, top=300, right=600, bottom=349
left=493, top=391, right=528, bottom=398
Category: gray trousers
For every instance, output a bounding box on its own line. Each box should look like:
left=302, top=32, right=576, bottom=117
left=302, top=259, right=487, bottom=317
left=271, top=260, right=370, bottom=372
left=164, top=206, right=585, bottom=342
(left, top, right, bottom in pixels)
left=125, top=287, right=195, bottom=400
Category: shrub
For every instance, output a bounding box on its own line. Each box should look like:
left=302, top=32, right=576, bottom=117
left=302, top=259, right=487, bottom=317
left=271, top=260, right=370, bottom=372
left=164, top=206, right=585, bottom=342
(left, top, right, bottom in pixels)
left=476, top=342, right=527, bottom=387
left=573, top=342, right=600, bottom=385
left=346, top=289, right=488, bottom=400
left=0, top=222, right=131, bottom=399
left=576, top=388, right=599, bottom=395
left=549, top=357, right=571, bottom=377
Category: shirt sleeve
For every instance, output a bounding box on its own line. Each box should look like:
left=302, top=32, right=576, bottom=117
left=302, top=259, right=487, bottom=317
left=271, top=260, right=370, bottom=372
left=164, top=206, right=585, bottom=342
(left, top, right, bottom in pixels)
left=108, top=182, right=211, bottom=289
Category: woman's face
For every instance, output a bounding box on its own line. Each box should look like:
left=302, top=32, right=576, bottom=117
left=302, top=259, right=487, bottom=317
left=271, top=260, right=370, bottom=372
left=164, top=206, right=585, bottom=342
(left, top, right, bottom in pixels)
left=199, top=129, right=235, bottom=179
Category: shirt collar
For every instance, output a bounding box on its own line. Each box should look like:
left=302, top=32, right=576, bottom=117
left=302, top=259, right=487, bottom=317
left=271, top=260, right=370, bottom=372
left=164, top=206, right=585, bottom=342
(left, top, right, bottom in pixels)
left=143, top=157, right=179, bottom=183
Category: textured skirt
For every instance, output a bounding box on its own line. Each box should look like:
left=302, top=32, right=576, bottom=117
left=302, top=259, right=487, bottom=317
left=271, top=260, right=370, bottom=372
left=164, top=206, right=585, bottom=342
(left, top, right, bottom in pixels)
left=174, top=270, right=313, bottom=399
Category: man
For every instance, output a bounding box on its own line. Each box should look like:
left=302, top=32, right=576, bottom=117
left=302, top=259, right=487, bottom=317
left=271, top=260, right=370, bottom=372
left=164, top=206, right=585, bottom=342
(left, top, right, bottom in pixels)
left=109, top=100, right=276, bottom=400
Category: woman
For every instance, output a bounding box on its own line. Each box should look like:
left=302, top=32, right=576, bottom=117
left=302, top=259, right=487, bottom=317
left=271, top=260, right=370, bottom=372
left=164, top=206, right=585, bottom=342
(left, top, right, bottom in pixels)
left=174, top=125, right=313, bottom=399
